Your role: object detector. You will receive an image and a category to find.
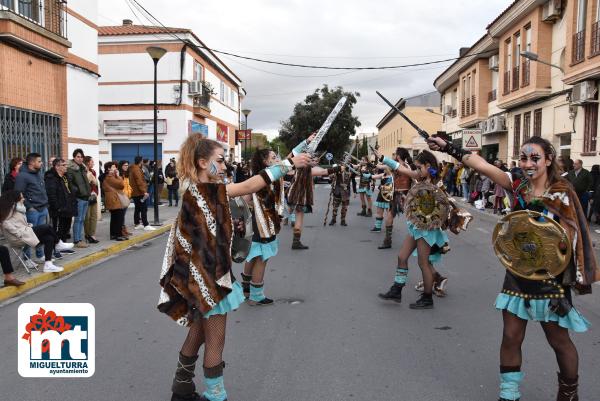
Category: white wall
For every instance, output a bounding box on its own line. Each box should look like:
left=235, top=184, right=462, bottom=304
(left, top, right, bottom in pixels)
left=99, top=83, right=180, bottom=105
left=68, top=17, right=98, bottom=64
left=67, top=0, right=98, bottom=25
left=99, top=52, right=182, bottom=83
left=67, top=67, right=98, bottom=141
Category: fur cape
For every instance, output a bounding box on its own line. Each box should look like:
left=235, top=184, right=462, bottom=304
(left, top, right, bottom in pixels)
left=287, top=166, right=313, bottom=207
left=157, top=183, right=235, bottom=326
left=512, top=178, right=600, bottom=293
left=252, top=180, right=282, bottom=240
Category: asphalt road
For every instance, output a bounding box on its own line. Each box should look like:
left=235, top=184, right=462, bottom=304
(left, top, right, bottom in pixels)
left=1, top=184, right=599, bottom=401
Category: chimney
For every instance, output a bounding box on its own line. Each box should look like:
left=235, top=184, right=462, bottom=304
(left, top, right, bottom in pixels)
left=123, top=19, right=133, bottom=26
left=459, top=47, right=470, bottom=58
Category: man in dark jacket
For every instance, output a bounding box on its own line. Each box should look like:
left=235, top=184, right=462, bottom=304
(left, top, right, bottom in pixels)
left=567, top=159, right=593, bottom=212
left=67, top=149, right=91, bottom=248
left=45, top=158, right=77, bottom=256
left=14, top=152, right=49, bottom=260
left=129, top=156, right=153, bottom=230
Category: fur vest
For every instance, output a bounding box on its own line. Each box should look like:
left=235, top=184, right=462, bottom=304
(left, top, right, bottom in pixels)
left=158, top=183, right=234, bottom=325
left=287, top=167, right=313, bottom=206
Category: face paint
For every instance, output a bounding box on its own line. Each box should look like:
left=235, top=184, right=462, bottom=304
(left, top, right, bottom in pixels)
left=209, top=160, right=219, bottom=176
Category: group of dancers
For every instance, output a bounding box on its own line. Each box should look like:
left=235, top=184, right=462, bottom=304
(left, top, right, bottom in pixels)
left=157, top=131, right=598, bottom=401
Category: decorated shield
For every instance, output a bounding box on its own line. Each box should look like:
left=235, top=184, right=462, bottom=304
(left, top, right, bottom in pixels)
left=492, top=210, right=571, bottom=281
left=229, top=196, right=252, bottom=263
left=404, top=181, right=451, bottom=230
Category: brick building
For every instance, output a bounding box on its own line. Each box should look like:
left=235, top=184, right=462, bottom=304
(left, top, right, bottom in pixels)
left=0, top=0, right=99, bottom=185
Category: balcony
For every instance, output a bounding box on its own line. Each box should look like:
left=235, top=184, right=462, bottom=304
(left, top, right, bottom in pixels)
left=0, top=0, right=67, bottom=38
left=592, top=21, right=600, bottom=57
left=193, top=94, right=211, bottom=116
left=470, top=95, right=476, bottom=115
left=488, top=89, right=497, bottom=102
left=503, top=71, right=511, bottom=95
left=512, top=66, right=520, bottom=91
left=572, top=30, right=586, bottom=64
left=521, top=60, right=530, bottom=87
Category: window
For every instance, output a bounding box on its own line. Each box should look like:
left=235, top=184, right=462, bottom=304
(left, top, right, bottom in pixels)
left=583, top=104, right=598, bottom=153
left=514, top=33, right=521, bottom=67
left=525, top=26, right=532, bottom=51
left=230, top=89, right=235, bottom=108
left=193, top=61, right=203, bottom=81
left=533, top=109, right=542, bottom=137
left=577, top=0, right=588, bottom=33
left=17, top=0, right=39, bottom=21
left=504, top=39, right=512, bottom=95
left=0, top=0, right=13, bottom=8
left=522, top=112, right=531, bottom=141
left=513, top=114, right=521, bottom=158
left=219, top=81, right=225, bottom=102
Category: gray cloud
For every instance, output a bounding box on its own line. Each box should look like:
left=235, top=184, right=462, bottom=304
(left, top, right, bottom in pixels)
left=100, top=0, right=510, bottom=138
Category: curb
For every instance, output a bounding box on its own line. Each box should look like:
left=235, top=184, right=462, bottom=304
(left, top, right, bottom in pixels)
left=0, top=224, right=172, bottom=302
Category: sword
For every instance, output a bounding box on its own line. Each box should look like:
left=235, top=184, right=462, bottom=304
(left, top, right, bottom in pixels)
left=376, top=91, right=430, bottom=140
left=305, top=96, right=348, bottom=155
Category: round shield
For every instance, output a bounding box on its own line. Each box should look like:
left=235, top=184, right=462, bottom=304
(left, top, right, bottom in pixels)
left=404, top=181, right=451, bottom=230
left=492, top=210, right=571, bottom=281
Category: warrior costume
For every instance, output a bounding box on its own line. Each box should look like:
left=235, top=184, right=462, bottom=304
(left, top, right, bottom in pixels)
left=287, top=140, right=313, bottom=249
left=371, top=174, right=393, bottom=232
left=356, top=167, right=374, bottom=217
left=379, top=167, right=412, bottom=249
left=328, top=168, right=352, bottom=226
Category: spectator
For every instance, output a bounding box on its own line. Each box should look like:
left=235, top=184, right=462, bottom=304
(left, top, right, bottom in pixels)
left=129, top=156, right=154, bottom=231
left=67, top=149, right=91, bottom=248
left=84, top=156, right=100, bottom=244
left=164, top=158, right=179, bottom=207
left=567, top=159, right=592, bottom=213
left=0, top=190, right=63, bottom=272
left=460, top=166, right=470, bottom=202
left=102, top=162, right=128, bottom=241
left=118, top=160, right=132, bottom=237
left=493, top=170, right=506, bottom=214
left=589, top=164, right=600, bottom=223
left=44, top=158, right=76, bottom=257
left=14, top=152, right=49, bottom=261
left=0, top=245, right=25, bottom=286
left=2, top=157, right=23, bottom=193
left=445, top=163, right=455, bottom=195
left=235, top=161, right=247, bottom=183
left=156, top=160, right=165, bottom=205
left=480, top=174, right=492, bottom=206
left=142, top=159, right=153, bottom=207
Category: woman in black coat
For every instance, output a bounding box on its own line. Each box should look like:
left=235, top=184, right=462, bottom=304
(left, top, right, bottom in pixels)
left=45, top=158, right=77, bottom=244
left=589, top=164, right=600, bottom=223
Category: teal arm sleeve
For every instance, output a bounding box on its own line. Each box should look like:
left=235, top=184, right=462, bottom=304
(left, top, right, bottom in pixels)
left=292, top=140, right=308, bottom=156
left=380, top=156, right=400, bottom=171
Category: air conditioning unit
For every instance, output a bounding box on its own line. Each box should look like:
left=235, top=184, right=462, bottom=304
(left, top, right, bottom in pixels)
left=542, top=0, right=562, bottom=23
left=188, top=80, right=202, bottom=95
left=571, top=81, right=598, bottom=105
left=482, top=115, right=507, bottom=135
left=488, top=55, right=499, bottom=71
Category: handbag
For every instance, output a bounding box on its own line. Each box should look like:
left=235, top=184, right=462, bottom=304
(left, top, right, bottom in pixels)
left=165, top=176, right=174, bottom=186
left=117, top=192, right=130, bottom=209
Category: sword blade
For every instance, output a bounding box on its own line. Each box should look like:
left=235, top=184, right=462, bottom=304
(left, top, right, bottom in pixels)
left=305, top=96, right=348, bottom=155
left=376, top=91, right=429, bottom=140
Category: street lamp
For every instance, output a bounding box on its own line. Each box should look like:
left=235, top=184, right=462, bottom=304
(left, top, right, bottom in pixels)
left=520, top=51, right=564, bottom=73
left=241, top=108, right=251, bottom=161
left=146, top=46, right=167, bottom=226
left=426, top=108, right=445, bottom=117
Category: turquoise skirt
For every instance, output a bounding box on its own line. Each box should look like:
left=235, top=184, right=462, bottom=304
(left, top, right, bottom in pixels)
left=374, top=201, right=390, bottom=209
left=494, top=293, right=590, bottom=332
left=246, top=238, right=279, bottom=262
left=204, top=281, right=246, bottom=319
left=357, top=188, right=373, bottom=196
left=407, top=222, right=448, bottom=264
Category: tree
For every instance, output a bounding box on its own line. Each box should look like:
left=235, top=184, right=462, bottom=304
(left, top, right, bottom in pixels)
left=279, top=85, right=360, bottom=161
left=357, top=136, right=369, bottom=159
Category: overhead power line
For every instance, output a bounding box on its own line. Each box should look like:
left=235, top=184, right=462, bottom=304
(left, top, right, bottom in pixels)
left=128, top=0, right=494, bottom=71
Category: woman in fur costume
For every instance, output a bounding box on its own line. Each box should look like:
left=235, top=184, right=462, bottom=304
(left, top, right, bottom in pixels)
left=376, top=150, right=450, bottom=310
left=429, top=135, right=600, bottom=401
left=241, top=148, right=285, bottom=306
left=158, top=135, right=311, bottom=401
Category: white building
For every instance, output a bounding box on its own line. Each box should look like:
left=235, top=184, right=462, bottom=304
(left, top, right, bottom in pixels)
left=97, top=20, right=244, bottom=168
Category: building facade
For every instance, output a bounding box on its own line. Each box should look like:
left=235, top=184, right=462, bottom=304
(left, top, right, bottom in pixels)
left=376, top=92, right=442, bottom=159
left=434, top=0, right=600, bottom=168
left=0, top=0, right=99, bottom=183
left=97, top=21, right=243, bottom=168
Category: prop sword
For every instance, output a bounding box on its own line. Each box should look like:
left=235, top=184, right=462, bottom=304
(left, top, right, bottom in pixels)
left=304, top=96, right=348, bottom=155
left=376, top=91, right=430, bottom=140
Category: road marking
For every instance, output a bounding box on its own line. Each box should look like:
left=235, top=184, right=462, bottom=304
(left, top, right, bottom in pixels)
left=476, top=227, right=490, bottom=234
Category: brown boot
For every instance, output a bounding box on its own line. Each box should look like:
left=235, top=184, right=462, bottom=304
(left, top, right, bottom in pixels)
left=291, top=229, right=309, bottom=250
left=556, top=373, right=578, bottom=401
left=171, top=352, right=198, bottom=398
left=378, top=225, right=393, bottom=249
left=122, top=226, right=132, bottom=237
left=366, top=208, right=373, bottom=217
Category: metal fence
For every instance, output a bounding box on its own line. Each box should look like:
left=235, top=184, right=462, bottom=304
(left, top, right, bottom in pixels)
left=0, top=105, right=61, bottom=190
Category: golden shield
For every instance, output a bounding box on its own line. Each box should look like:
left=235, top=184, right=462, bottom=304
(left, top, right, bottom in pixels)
left=405, top=181, right=451, bottom=230
left=492, top=210, right=571, bottom=281
left=381, top=182, right=394, bottom=202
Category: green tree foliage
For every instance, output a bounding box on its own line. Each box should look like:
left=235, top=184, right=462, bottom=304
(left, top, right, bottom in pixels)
left=357, top=137, right=368, bottom=159
left=268, top=137, right=289, bottom=158
left=279, top=85, right=360, bottom=160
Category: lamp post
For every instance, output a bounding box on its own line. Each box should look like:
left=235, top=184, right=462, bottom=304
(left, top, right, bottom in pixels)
left=520, top=51, right=564, bottom=73
left=146, top=46, right=167, bottom=226
left=426, top=108, right=447, bottom=117
left=241, top=108, right=251, bottom=161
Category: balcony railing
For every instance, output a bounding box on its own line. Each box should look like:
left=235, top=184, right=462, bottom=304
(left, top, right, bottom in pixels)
left=461, top=99, right=465, bottom=118
left=592, top=21, right=600, bottom=57
left=572, top=30, right=586, bottom=64
left=0, top=0, right=67, bottom=38
left=193, top=94, right=211, bottom=112
left=512, top=66, right=520, bottom=91
left=488, top=89, right=497, bottom=102
left=503, top=71, right=511, bottom=95
left=470, top=95, right=476, bottom=115
left=521, top=60, right=530, bottom=87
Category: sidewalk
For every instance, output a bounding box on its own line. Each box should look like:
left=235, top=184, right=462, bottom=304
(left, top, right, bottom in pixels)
left=0, top=203, right=179, bottom=302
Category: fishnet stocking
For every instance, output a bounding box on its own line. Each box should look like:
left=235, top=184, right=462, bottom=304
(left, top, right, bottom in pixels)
left=541, top=321, right=579, bottom=378
left=181, top=318, right=205, bottom=357
left=180, top=314, right=227, bottom=369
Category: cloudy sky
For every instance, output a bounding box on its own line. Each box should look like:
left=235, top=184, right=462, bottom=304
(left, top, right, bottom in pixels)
left=99, top=0, right=510, bottom=139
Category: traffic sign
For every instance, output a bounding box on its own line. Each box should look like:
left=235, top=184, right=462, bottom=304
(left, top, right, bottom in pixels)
left=325, top=153, right=333, bottom=161
left=462, top=129, right=482, bottom=150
